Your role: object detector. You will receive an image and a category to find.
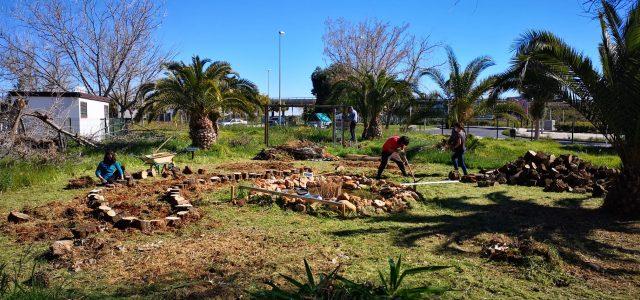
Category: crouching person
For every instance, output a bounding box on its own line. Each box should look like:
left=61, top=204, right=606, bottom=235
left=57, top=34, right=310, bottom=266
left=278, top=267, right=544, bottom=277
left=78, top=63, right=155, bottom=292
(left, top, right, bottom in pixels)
left=376, top=135, right=410, bottom=180
left=95, top=150, right=124, bottom=184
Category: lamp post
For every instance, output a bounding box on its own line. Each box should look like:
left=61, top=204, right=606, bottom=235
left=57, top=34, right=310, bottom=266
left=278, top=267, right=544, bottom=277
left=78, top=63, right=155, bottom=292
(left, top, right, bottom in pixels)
left=278, top=30, right=285, bottom=122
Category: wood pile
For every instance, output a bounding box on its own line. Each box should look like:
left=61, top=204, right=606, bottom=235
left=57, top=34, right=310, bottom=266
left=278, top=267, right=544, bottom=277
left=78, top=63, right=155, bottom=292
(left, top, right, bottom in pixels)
left=476, top=150, right=618, bottom=197
left=248, top=174, right=421, bottom=216
left=254, top=140, right=338, bottom=161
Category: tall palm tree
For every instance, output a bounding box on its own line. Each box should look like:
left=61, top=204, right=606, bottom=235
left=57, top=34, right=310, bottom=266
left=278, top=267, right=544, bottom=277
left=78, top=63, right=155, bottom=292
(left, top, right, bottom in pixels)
left=515, top=0, right=640, bottom=215
left=421, top=47, right=526, bottom=126
left=138, top=56, right=260, bottom=149
left=492, top=49, right=563, bottom=139
left=332, top=71, right=413, bottom=139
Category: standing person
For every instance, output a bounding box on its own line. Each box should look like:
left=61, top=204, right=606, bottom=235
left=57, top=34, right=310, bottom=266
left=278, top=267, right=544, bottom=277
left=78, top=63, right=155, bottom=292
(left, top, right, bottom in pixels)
left=95, top=150, right=124, bottom=184
left=376, top=135, right=410, bottom=179
left=449, top=123, right=468, bottom=175
left=347, top=106, right=358, bottom=144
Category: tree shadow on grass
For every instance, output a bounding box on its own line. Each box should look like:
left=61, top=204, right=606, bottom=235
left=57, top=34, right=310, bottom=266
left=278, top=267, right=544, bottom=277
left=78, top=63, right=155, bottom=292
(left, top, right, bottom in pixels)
left=332, top=191, right=640, bottom=275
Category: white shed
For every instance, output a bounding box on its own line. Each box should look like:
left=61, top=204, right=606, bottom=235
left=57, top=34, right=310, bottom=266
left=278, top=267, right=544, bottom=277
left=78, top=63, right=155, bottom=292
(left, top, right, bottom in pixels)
left=9, top=91, right=110, bottom=140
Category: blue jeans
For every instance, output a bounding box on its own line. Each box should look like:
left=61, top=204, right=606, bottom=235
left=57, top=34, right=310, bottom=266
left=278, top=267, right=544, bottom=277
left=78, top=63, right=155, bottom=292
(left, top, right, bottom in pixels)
left=452, top=150, right=468, bottom=175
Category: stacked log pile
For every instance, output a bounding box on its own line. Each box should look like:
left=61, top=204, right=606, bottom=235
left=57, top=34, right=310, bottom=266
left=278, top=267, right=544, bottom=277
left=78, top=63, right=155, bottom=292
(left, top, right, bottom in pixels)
left=476, top=150, right=618, bottom=197
left=254, top=140, right=338, bottom=161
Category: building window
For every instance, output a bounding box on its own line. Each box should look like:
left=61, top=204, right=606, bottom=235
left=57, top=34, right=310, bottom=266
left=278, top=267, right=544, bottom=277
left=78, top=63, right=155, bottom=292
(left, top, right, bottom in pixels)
left=104, top=105, right=109, bottom=119
left=80, top=101, right=88, bottom=119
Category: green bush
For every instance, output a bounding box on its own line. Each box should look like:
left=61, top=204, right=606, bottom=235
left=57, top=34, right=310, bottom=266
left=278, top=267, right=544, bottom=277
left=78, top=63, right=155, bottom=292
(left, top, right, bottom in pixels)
left=555, top=121, right=598, bottom=133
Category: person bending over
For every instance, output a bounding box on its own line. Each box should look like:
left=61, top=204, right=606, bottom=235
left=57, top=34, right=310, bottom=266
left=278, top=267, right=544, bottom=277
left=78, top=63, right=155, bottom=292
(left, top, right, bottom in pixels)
left=376, top=135, right=410, bottom=180
left=95, top=150, right=124, bottom=184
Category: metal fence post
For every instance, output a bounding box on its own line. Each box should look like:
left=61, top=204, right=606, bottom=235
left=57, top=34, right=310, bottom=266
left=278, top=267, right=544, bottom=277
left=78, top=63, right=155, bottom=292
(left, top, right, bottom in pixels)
left=341, top=105, right=346, bottom=147
left=264, top=104, right=269, bottom=147
left=332, top=107, right=336, bottom=145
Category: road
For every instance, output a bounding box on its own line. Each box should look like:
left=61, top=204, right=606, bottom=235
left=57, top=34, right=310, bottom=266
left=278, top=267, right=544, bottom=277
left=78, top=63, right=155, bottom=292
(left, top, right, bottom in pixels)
left=423, top=126, right=611, bottom=147
left=425, top=126, right=507, bottom=139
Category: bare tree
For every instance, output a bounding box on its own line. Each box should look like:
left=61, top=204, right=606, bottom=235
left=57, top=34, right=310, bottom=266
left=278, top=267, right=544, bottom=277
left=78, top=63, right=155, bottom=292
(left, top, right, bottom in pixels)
left=323, top=18, right=435, bottom=81
left=0, top=0, right=170, bottom=117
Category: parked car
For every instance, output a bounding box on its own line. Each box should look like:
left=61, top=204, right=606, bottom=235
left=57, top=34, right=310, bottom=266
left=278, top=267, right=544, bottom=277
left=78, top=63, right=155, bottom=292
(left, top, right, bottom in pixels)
left=306, top=112, right=332, bottom=128
left=220, top=118, right=248, bottom=126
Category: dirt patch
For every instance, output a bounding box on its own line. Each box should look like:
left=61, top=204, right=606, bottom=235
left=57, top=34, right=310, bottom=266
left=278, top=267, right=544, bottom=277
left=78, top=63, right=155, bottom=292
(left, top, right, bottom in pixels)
left=66, top=176, right=96, bottom=189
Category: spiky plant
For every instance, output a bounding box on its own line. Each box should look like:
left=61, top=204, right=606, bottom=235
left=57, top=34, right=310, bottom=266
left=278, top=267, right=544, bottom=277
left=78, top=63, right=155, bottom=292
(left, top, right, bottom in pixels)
left=420, top=46, right=526, bottom=126
left=138, top=56, right=261, bottom=149
left=514, top=0, right=640, bottom=215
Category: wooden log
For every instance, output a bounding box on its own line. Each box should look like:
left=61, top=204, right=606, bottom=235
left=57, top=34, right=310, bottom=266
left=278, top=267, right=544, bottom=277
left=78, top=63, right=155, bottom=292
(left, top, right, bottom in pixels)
left=132, top=171, right=147, bottom=180
left=7, top=211, right=30, bottom=223
left=165, top=216, right=181, bottom=227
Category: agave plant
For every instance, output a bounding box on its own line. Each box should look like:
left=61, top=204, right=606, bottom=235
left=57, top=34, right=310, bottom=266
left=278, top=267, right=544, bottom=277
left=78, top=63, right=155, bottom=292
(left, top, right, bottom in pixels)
left=376, top=256, right=450, bottom=299
left=513, top=0, right=640, bottom=214
left=137, top=56, right=261, bottom=149
left=255, top=257, right=450, bottom=299
left=254, top=258, right=344, bottom=299
left=421, top=46, right=526, bottom=126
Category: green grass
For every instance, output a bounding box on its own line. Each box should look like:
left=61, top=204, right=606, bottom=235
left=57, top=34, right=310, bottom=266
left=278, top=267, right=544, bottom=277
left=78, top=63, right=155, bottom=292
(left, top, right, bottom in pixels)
left=0, top=123, right=634, bottom=299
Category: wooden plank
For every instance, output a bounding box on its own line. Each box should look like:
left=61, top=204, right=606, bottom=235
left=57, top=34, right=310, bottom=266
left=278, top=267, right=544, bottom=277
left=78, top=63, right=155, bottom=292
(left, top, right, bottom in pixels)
left=238, top=186, right=343, bottom=207
left=400, top=180, right=462, bottom=186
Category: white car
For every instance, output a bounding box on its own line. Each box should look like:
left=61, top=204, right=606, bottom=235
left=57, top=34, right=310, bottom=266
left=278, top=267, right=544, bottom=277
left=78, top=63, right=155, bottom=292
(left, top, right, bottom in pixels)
left=220, top=118, right=248, bottom=126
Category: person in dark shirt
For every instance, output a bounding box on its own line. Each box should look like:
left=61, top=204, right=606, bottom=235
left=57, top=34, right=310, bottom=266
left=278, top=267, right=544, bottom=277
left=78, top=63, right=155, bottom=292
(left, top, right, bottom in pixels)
left=95, top=150, right=124, bottom=184
left=347, top=106, right=358, bottom=144
left=449, top=123, right=468, bottom=175
left=376, top=135, right=410, bottom=179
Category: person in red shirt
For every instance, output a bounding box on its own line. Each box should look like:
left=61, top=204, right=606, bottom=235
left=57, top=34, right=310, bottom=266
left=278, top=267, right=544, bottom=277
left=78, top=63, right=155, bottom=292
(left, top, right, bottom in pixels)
left=376, top=135, right=410, bottom=179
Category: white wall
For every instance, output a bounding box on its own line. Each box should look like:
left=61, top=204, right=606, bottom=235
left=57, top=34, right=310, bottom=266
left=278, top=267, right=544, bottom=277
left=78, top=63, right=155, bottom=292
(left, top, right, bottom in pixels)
left=15, top=96, right=108, bottom=140
left=24, top=96, right=77, bottom=132
left=78, top=99, right=109, bottom=139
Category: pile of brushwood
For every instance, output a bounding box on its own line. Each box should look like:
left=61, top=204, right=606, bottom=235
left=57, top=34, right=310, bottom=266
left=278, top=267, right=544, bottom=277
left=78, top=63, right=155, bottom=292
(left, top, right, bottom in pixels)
left=458, top=150, right=619, bottom=197
left=254, top=140, right=338, bottom=161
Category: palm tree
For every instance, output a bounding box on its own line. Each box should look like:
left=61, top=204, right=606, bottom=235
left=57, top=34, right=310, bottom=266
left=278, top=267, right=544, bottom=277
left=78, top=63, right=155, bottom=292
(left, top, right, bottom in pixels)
left=514, top=0, right=640, bottom=215
left=492, top=49, right=563, bottom=139
left=138, top=56, right=260, bottom=149
left=420, top=47, right=526, bottom=127
left=332, top=71, right=413, bottom=139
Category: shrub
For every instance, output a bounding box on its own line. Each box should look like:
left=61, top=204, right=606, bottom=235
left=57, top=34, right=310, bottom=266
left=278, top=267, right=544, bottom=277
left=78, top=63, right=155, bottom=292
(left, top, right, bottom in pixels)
left=555, top=121, right=597, bottom=133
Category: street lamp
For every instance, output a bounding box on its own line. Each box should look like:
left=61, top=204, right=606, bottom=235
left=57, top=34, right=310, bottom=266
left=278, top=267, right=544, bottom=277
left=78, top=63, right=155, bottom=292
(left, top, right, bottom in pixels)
left=278, top=30, right=285, bottom=121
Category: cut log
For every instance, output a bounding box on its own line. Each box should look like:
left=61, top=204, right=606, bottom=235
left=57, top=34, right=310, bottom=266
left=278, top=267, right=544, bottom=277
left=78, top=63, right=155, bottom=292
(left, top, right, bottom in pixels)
left=168, top=195, right=189, bottom=206
left=338, top=200, right=357, bottom=213
left=174, top=204, right=193, bottom=211
left=7, top=211, right=30, bottom=223
left=132, top=171, right=147, bottom=180
left=50, top=240, right=73, bottom=257
left=183, top=166, right=193, bottom=174
left=165, top=216, right=181, bottom=227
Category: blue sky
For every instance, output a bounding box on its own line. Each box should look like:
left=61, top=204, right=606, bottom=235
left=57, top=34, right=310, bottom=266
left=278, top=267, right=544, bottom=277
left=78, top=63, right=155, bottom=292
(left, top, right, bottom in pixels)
left=161, top=0, right=602, bottom=98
